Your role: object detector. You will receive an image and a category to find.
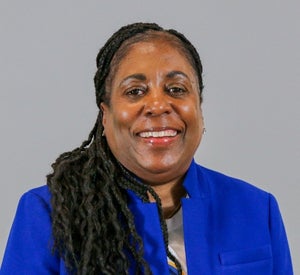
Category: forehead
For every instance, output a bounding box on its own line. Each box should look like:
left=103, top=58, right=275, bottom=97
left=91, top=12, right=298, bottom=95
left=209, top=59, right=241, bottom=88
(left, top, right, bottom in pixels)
left=113, top=39, right=196, bottom=77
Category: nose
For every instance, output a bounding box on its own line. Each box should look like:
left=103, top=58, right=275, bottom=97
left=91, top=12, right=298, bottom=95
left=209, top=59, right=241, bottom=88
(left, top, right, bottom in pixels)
left=143, top=89, right=172, bottom=116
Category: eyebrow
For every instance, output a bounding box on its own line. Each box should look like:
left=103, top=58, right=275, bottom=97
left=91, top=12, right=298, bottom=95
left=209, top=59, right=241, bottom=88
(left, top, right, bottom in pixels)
left=119, top=71, right=191, bottom=87
left=166, top=71, right=190, bottom=81
left=119, top=73, right=147, bottom=87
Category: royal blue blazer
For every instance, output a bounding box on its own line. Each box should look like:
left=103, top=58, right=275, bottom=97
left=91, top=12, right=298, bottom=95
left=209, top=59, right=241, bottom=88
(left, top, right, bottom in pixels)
left=1, top=160, right=293, bottom=274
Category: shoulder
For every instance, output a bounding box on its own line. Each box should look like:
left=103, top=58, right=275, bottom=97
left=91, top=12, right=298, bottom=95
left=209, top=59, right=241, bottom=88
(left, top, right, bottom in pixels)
left=1, top=185, right=60, bottom=274
left=18, top=185, right=52, bottom=212
left=187, top=162, right=287, bottom=226
left=23, top=185, right=51, bottom=201
left=9, top=185, right=53, bottom=230
left=196, top=163, right=269, bottom=199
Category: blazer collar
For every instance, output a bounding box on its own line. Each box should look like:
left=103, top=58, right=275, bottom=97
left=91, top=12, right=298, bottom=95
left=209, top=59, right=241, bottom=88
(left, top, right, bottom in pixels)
left=183, top=159, right=210, bottom=199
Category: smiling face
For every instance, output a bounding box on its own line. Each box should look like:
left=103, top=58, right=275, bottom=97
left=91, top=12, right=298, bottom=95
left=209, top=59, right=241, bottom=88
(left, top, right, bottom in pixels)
left=101, top=37, right=204, bottom=186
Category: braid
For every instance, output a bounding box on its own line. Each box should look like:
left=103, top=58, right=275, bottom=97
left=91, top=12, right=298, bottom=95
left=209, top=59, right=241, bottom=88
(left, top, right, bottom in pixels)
left=48, top=22, right=203, bottom=274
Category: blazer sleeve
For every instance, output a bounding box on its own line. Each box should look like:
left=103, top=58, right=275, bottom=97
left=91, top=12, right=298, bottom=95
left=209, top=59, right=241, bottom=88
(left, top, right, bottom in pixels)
left=269, top=193, right=293, bottom=274
left=0, top=190, right=60, bottom=274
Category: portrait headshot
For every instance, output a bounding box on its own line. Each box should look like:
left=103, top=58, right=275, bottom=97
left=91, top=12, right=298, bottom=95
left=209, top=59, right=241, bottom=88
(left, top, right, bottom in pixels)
left=0, top=1, right=299, bottom=274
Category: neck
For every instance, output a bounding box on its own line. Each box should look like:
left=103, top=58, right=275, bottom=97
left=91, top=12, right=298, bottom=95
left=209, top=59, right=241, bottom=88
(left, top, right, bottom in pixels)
left=148, top=179, right=186, bottom=219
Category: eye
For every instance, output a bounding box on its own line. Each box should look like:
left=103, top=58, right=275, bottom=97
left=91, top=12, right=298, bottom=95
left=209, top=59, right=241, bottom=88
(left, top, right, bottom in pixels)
left=125, top=87, right=147, bottom=97
left=166, top=86, right=187, bottom=97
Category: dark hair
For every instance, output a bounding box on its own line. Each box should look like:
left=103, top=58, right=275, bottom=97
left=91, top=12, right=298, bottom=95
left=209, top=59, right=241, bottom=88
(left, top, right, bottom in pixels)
left=47, top=22, right=204, bottom=274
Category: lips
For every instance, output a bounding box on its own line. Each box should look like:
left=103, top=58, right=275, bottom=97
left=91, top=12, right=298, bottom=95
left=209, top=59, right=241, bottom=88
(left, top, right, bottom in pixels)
left=138, top=129, right=178, bottom=138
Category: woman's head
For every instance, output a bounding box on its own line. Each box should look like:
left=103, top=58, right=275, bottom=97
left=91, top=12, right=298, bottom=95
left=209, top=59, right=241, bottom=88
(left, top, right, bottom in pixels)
left=94, top=23, right=205, bottom=184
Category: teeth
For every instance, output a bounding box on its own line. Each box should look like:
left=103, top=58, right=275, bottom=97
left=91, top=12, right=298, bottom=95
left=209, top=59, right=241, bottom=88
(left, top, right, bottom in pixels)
left=139, top=130, right=177, bottom=138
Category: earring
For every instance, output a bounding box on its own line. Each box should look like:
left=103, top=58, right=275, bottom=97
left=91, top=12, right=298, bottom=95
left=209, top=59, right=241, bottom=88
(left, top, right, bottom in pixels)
left=202, top=128, right=206, bottom=135
left=102, top=129, right=105, bottom=137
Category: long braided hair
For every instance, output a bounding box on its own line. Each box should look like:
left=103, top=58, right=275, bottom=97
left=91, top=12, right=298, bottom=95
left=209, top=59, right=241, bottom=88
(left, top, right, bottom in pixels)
left=47, top=22, right=204, bottom=274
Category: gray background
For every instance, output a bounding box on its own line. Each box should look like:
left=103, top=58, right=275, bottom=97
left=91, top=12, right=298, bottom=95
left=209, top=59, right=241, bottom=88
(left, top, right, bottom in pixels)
left=1, top=0, right=299, bottom=272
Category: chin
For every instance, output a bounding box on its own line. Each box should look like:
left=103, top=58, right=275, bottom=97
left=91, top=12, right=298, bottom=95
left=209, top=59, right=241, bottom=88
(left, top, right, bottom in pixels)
left=136, top=161, right=184, bottom=180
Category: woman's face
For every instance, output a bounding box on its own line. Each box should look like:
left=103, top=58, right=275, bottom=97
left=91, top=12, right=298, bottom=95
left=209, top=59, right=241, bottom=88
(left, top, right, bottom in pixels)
left=101, top=39, right=204, bottom=185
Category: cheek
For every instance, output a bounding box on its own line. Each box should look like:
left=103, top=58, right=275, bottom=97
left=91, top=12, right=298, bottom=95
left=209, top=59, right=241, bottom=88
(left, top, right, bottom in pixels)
left=118, top=109, right=131, bottom=122
left=180, top=102, right=203, bottom=124
left=109, top=106, right=135, bottom=131
left=181, top=104, right=193, bottom=113
left=181, top=103, right=203, bottom=143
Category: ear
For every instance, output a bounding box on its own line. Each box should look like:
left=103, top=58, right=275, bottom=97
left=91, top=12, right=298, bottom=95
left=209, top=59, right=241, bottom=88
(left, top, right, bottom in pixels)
left=100, top=102, right=109, bottom=127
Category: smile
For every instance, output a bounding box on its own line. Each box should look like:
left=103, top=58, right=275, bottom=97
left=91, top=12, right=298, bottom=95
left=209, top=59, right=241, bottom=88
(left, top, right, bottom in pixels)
left=138, top=129, right=178, bottom=138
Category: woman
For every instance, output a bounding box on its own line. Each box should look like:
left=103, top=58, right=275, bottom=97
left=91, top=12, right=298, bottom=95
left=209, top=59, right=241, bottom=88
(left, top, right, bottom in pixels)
left=0, top=22, right=293, bottom=274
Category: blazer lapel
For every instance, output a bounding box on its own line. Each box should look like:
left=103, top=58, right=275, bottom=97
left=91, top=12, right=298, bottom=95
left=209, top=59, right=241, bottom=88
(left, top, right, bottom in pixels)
left=128, top=193, right=170, bottom=275
left=182, top=160, right=214, bottom=275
